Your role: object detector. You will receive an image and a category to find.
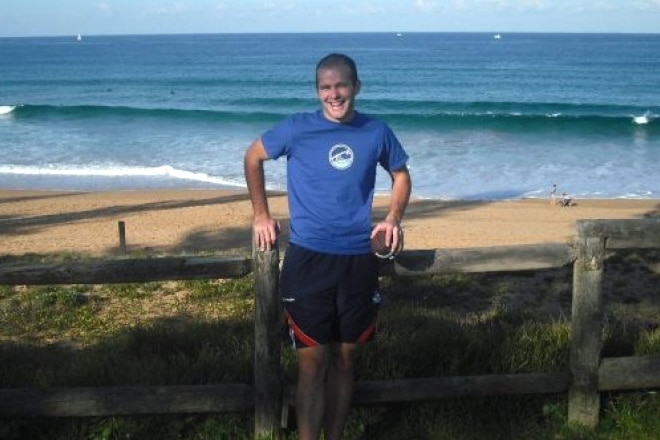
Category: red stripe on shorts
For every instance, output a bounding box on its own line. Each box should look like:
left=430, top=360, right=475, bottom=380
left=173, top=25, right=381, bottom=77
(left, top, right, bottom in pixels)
left=285, top=311, right=319, bottom=348
left=357, top=321, right=377, bottom=343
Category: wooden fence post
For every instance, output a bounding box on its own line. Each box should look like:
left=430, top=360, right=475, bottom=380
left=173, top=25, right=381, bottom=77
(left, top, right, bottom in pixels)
left=253, top=243, right=282, bottom=439
left=568, top=235, right=605, bottom=428
left=118, top=221, right=127, bottom=254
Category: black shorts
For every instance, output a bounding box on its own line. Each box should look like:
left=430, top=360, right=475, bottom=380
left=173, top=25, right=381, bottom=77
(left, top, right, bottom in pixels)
left=280, top=243, right=381, bottom=349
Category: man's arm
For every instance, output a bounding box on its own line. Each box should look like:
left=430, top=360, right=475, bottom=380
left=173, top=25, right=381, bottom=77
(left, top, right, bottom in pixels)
left=244, top=138, right=279, bottom=251
left=371, top=166, right=412, bottom=253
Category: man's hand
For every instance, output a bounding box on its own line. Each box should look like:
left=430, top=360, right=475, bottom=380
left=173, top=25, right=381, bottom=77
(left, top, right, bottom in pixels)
left=370, top=219, right=404, bottom=257
left=253, top=216, right=279, bottom=251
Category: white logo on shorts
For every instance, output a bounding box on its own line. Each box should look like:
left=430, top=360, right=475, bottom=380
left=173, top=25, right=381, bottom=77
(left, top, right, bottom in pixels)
left=329, top=144, right=354, bottom=170
left=372, top=290, right=382, bottom=305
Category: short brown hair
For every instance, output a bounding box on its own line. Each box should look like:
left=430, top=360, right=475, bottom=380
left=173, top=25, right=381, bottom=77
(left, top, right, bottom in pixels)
left=315, top=53, right=359, bottom=88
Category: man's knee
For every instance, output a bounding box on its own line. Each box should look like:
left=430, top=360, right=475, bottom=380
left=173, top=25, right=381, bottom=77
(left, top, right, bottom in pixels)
left=330, top=343, right=359, bottom=374
left=298, top=346, right=329, bottom=381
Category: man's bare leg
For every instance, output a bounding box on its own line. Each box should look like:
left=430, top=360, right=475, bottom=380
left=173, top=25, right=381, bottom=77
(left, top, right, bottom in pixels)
left=296, top=345, right=328, bottom=440
left=324, top=342, right=359, bottom=440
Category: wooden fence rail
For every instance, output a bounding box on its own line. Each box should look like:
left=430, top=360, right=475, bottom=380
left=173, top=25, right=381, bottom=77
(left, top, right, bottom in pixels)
left=0, top=255, right=252, bottom=285
left=0, top=385, right=255, bottom=417
left=0, top=217, right=658, bottom=438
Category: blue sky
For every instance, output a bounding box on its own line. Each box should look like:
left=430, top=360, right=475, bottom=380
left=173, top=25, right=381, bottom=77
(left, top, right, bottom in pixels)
left=1, top=0, right=659, bottom=37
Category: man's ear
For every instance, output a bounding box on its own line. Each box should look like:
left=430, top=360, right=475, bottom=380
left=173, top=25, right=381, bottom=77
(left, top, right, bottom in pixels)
left=354, top=79, right=362, bottom=95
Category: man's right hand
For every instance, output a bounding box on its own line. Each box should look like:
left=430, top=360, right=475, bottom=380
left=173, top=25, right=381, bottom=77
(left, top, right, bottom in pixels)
left=252, top=216, right=279, bottom=251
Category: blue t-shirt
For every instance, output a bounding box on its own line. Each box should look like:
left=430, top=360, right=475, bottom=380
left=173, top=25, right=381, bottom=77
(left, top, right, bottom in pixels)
left=261, top=110, right=409, bottom=255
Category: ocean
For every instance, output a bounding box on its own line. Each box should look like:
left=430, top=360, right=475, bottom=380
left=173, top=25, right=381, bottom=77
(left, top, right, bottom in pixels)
left=1, top=32, right=659, bottom=200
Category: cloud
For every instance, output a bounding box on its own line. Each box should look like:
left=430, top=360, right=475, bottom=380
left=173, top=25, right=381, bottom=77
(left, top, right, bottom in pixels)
left=478, top=0, right=552, bottom=11
left=420, top=0, right=549, bottom=13
left=141, top=3, right=188, bottom=17
left=96, top=2, right=112, bottom=15
left=483, top=0, right=508, bottom=9
left=262, top=1, right=297, bottom=11
left=429, top=0, right=641, bottom=14
left=150, top=3, right=188, bottom=16
left=414, top=0, right=438, bottom=12
left=516, top=0, right=549, bottom=11
left=591, top=1, right=617, bottom=11
left=636, top=0, right=660, bottom=10
left=343, top=2, right=383, bottom=15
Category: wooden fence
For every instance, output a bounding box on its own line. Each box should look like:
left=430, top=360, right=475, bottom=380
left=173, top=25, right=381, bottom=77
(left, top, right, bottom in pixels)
left=0, top=218, right=659, bottom=438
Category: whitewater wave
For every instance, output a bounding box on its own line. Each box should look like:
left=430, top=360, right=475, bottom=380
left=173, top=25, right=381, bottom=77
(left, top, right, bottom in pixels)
left=0, top=164, right=247, bottom=188
left=0, top=105, right=16, bottom=115
left=631, top=110, right=657, bottom=125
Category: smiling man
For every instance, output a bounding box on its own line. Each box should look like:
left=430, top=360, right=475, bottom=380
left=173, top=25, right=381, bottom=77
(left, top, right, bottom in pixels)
left=244, top=53, right=411, bottom=440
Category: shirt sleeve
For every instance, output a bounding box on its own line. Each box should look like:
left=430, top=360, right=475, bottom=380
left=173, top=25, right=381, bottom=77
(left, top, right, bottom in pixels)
left=379, top=124, right=409, bottom=171
left=261, top=117, right=293, bottom=160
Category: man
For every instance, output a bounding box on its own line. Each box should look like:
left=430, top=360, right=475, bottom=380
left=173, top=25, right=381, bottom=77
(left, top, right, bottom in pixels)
left=244, top=53, right=411, bottom=440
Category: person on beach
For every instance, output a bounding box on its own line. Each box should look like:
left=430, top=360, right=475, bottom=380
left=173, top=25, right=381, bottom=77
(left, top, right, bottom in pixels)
left=244, top=53, right=412, bottom=440
left=550, top=183, right=557, bottom=205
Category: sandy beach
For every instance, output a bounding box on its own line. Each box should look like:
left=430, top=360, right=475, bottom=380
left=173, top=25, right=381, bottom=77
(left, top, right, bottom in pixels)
left=1, top=189, right=658, bottom=258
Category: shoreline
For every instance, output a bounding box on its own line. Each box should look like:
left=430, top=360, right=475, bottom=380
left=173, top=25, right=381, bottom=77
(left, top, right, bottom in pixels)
left=1, top=188, right=658, bottom=258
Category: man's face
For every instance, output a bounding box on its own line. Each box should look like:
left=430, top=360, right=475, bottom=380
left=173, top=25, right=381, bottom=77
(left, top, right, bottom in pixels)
left=316, top=66, right=360, bottom=123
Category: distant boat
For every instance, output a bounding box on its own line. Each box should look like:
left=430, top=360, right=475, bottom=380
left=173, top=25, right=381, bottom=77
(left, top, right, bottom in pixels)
left=76, top=33, right=82, bottom=41
left=396, top=32, right=403, bottom=37
left=493, top=34, right=501, bottom=40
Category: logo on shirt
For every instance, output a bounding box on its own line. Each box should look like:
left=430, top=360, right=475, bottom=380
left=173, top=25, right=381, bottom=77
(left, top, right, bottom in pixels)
left=328, top=144, right=354, bottom=170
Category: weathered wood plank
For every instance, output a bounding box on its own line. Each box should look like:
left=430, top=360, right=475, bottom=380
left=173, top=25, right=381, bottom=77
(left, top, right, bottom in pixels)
left=355, top=373, right=571, bottom=403
left=599, top=355, right=660, bottom=391
left=0, top=256, right=252, bottom=285
left=253, top=245, right=282, bottom=439
left=0, top=385, right=255, bottom=417
left=577, top=218, right=660, bottom=249
left=379, top=243, right=575, bottom=276
left=284, top=373, right=570, bottom=405
left=568, top=236, right=605, bottom=429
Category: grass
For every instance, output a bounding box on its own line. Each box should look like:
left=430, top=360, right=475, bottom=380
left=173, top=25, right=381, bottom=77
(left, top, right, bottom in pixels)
left=0, top=250, right=659, bottom=439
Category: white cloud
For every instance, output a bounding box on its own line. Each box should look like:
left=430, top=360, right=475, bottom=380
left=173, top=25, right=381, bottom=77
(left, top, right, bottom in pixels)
left=484, top=0, right=508, bottom=10
left=414, top=0, right=438, bottom=12
left=342, top=2, right=382, bottom=15
left=449, top=0, right=468, bottom=10
left=96, top=2, right=112, bottom=15
left=432, top=0, right=637, bottom=14
left=262, top=1, right=297, bottom=11
left=151, top=4, right=188, bottom=16
left=636, top=0, right=660, bottom=10
left=421, top=0, right=549, bottom=13
left=592, top=1, right=616, bottom=11
left=516, top=0, right=549, bottom=11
